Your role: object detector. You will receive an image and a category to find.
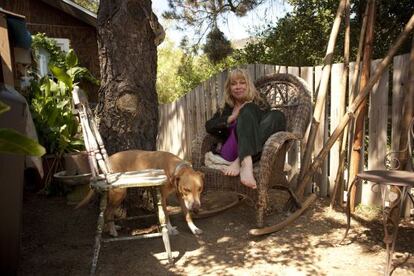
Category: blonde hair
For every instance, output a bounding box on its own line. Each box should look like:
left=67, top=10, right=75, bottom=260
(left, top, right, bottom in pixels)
left=223, top=68, right=259, bottom=108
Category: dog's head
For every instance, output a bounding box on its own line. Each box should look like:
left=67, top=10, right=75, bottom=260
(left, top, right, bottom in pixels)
left=173, top=167, right=204, bottom=212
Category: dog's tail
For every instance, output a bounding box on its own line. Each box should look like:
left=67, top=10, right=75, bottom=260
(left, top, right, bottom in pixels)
left=75, top=189, right=95, bottom=209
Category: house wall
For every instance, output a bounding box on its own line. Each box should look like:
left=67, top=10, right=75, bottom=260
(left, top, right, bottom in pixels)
left=0, top=0, right=100, bottom=101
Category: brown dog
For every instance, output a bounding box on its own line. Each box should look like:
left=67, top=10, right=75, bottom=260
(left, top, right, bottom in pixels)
left=77, top=150, right=204, bottom=237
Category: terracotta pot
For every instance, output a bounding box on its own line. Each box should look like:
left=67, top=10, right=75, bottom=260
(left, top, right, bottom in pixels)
left=64, top=151, right=91, bottom=175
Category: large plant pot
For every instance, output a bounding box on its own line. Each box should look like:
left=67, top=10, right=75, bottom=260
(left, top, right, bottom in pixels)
left=53, top=170, right=92, bottom=205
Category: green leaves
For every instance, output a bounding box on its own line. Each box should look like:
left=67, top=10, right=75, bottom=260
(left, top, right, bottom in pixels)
left=29, top=35, right=101, bottom=155
left=49, top=65, right=73, bottom=90
left=0, top=128, right=46, bottom=156
left=65, top=49, right=78, bottom=68
left=0, top=101, right=10, bottom=115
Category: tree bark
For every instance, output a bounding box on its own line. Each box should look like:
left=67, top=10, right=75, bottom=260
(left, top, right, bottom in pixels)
left=96, top=0, right=158, bottom=154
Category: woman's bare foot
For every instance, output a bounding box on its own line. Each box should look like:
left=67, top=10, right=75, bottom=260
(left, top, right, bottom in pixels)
left=221, top=158, right=240, bottom=176
left=240, top=156, right=257, bottom=189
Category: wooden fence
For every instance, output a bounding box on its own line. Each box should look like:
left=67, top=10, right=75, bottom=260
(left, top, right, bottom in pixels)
left=157, top=54, right=412, bottom=209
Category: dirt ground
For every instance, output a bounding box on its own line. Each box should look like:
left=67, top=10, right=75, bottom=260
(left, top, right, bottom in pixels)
left=18, top=188, right=414, bottom=276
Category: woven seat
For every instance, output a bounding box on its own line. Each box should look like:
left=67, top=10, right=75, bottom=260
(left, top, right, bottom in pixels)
left=191, top=73, right=312, bottom=228
left=72, top=87, right=172, bottom=275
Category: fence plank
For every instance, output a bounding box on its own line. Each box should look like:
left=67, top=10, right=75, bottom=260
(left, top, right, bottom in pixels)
left=247, top=64, right=256, bottom=81
left=391, top=54, right=410, bottom=152
left=300, top=67, right=314, bottom=93
left=300, top=66, right=314, bottom=193
left=255, top=64, right=265, bottom=79
left=278, top=66, right=287, bottom=74
left=204, top=79, right=212, bottom=124
left=157, top=104, right=165, bottom=151
left=217, top=70, right=227, bottom=108
left=183, top=94, right=192, bottom=160
left=313, top=65, right=328, bottom=196
left=364, top=59, right=389, bottom=205
left=264, top=64, right=276, bottom=75
left=329, top=63, right=344, bottom=196
left=287, top=66, right=300, bottom=77
left=287, top=66, right=301, bottom=183
left=187, top=90, right=196, bottom=160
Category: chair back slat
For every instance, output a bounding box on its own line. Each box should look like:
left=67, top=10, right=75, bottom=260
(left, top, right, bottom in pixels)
left=72, top=86, right=113, bottom=178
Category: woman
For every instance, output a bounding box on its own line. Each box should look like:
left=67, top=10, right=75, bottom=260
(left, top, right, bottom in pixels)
left=205, top=69, right=286, bottom=189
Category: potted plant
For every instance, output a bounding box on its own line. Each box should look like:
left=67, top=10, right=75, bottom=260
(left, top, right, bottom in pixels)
left=28, top=33, right=98, bottom=194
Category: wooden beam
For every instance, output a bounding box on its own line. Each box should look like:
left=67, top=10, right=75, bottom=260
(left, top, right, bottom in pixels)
left=349, top=0, right=376, bottom=212
left=0, top=14, right=14, bottom=87
left=298, top=0, right=347, bottom=197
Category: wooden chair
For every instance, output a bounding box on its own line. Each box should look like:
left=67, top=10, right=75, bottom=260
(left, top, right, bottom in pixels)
left=72, top=87, right=173, bottom=275
left=344, top=116, right=414, bottom=276
left=191, top=73, right=312, bottom=234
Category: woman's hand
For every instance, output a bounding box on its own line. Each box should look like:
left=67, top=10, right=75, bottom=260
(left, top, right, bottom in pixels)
left=227, top=102, right=251, bottom=124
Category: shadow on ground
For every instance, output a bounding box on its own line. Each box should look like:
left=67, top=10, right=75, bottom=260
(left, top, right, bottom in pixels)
left=19, top=189, right=414, bottom=275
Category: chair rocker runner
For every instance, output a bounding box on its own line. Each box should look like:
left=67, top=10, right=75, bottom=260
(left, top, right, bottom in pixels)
left=72, top=86, right=173, bottom=275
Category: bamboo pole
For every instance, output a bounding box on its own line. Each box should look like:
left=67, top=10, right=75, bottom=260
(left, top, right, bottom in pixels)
left=330, top=0, right=351, bottom=209
left=295, top=13, right=414, bottom=203
left=398, top=37, right=414, bottom=170
left=348, top=0, right=376, bottom=212
left=331, top=0, right=370, bottom=208
left=298, top=0, right=347, bottom=187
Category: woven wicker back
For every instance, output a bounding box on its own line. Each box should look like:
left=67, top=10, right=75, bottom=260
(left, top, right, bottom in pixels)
left=255, top=73, right=312, bottom=138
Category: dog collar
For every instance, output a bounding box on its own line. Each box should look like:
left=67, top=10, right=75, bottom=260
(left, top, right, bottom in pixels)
left=174, top=161, right=192, bottom=177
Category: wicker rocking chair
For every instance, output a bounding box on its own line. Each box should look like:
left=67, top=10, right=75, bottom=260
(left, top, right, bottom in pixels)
left=191, top=73, right=312, bottom=235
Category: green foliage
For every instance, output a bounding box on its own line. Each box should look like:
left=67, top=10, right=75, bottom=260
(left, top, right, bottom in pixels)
left=157, top=38, right=242, bottom=103
left=29, top=34, right=98, bottom=155
left=236, top=0, right=414, bottom=66
left=157, top=39, right=184, bottom=103
left=72, top=0, right=99, bottom=13
left=0, top=101, right=46, bottom=156
left=163, top=0, right=266, bottom=63
left=32, top=33, right=66, bottom=68
left=203, top=27, right=233, bottom=64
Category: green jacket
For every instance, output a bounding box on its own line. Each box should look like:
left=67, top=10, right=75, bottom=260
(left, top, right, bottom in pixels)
left=205, top=97, right=270, bottom=141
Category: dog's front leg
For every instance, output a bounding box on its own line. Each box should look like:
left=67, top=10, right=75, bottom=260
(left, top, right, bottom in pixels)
left=161, top=192, right=179, bottom=235
left=178, top=195, right=203, bottom=235
left=104, top=208, right=119, bottom=237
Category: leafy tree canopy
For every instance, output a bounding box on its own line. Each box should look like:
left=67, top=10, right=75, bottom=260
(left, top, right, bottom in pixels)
left=163, top=0, right=266, bottom=62
left=157, top=36, right=242, bottom=103
left=237, top=0, right=414, bottom=66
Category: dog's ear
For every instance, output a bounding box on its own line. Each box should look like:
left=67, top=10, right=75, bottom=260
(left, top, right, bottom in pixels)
left=171, top=176, right=180, bottom=188
left=197, top=171, right=205, bottom=179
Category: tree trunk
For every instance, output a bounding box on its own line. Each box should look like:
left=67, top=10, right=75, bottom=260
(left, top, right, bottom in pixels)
left=96, top=0, right=158, bottom=154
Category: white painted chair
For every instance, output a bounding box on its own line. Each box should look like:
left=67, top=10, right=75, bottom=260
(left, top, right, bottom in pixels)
left=72, top=86, right=172, bottom=275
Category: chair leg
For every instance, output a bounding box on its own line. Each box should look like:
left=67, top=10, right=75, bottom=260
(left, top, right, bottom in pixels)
left=90, top=192, right=107, bottom=276
left=341, top=178, right=359, bottom=243
left=155, top=188, right=173, bottom=263
left=383, top=186, right=404, bottom=276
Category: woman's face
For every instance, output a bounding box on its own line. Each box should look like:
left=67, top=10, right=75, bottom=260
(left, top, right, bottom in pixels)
left=230, top=76, right=248, bottom=103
